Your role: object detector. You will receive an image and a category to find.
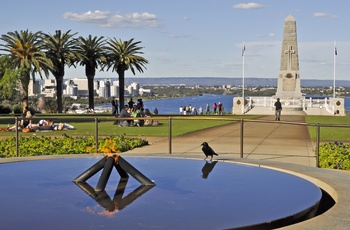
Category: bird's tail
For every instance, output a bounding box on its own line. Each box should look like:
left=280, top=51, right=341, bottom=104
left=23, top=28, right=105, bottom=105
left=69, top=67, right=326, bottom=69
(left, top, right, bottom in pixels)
left=214, top=153, right=218, bottom=156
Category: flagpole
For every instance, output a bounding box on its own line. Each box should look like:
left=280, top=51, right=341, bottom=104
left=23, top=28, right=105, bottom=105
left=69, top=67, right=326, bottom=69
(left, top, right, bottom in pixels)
left=333, top=41, right=336, bottom=99
left=242, top=43, right=245, bottom=114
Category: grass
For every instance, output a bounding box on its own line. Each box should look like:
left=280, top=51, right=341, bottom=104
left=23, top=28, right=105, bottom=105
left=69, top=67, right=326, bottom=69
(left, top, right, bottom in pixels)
left=306, top=116, right=350, bottom=142
left=1, top=114, right=349, bottom=142
left=0, top=115, right=259, bottom=138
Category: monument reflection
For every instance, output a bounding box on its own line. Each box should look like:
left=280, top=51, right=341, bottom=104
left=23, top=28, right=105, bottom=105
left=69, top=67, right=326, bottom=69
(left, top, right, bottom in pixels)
left=74, top=178, right=154, bottom=216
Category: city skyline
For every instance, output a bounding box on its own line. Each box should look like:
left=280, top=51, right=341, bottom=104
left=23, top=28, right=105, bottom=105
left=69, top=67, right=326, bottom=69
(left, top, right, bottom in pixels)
left=1, top=1, right=349, bottom=80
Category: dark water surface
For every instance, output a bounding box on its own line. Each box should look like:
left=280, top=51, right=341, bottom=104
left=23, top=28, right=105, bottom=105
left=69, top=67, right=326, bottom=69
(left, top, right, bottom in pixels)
left=0, top=157, right=322, bottom=229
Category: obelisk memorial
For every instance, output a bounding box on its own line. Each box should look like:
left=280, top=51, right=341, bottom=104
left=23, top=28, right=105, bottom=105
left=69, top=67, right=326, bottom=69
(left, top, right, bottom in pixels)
left=275, top=15, right=302, bottom=98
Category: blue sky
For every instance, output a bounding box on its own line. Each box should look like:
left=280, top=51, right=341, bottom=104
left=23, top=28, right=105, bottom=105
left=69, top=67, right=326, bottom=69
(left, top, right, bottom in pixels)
left=1, top=0, right=349, bottom=81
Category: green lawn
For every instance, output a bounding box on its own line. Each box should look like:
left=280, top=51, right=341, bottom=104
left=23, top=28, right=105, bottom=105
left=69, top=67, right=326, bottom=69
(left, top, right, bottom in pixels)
left=0, top=115, right=258, bottom=137
left=306, top=116, right=350, bottom=142
left=1, top=114, right=348, bottom=142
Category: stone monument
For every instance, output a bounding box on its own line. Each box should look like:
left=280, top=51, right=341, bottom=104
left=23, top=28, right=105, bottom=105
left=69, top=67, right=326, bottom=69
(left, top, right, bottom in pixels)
left=233, top=14, right=345, bottom=116
left=275, top=15, right=302, bottom=98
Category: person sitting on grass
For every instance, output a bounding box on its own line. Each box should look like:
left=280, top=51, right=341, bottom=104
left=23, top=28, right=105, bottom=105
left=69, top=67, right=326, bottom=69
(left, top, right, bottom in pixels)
left=29, top=119, right=54, bottom=131
left=144, top=109, right=153, bottom=126
left=117, top=105, right=131, bottom=127
left=131, top=105, right=141, bottom=127
left=139, top=108, right=145, bottom=126
left=9, top=111, right=32, bottom=131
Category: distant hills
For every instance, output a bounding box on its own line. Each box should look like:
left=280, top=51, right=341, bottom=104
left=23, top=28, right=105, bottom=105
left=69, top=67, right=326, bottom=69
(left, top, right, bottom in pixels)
left=121, top=77, right=350, bottom=87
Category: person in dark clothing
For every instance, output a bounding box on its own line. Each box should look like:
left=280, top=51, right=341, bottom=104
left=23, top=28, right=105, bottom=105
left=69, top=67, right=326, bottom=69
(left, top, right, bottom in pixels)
left=274, top=98, right=282, bottom=121
left=117, top=105, right=131, bottom=127
left=111, top=97, right=117, bottom=115
left=128, top=98, right=134, bottom=109
left=137, top=98, right=144, bottom=109
left=153, top=108, right=158, bottom=115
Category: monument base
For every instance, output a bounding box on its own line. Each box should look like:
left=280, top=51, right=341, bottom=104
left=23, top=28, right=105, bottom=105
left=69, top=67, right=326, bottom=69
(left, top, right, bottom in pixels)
left=232, top=97, right=246, bottom=115
left=239, top=96, right=345, bottom=116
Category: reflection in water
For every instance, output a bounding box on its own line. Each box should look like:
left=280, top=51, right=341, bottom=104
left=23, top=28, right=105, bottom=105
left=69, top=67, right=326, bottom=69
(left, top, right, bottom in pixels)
left=201, top=160, right=218, bottom=179
left=74, top=178, right=154, bottom=217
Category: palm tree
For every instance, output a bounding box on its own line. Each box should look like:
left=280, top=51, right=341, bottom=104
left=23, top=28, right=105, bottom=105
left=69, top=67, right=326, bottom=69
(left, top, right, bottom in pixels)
left=104, top=38, right=148, bottom=111
left=0, top=30, right=52, bottom=112
left=75, top=35, right=106, bottom=109
left=43, top=30, right=78, bottom=113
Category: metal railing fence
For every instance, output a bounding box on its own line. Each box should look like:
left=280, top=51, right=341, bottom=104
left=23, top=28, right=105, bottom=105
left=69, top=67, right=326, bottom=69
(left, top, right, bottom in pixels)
left=3, top=116, right=350, bottom=168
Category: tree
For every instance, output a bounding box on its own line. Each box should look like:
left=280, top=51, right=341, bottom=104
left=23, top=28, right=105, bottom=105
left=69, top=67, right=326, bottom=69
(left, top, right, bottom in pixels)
left=43, top=30, right=78, bottom=113
left=0, top=55, right=21, bottom=101
left=104, top=38, right=148, bottom=111
left=75, top=35, right=106, bottom=109
left=0, top=30, right=52, bottom=112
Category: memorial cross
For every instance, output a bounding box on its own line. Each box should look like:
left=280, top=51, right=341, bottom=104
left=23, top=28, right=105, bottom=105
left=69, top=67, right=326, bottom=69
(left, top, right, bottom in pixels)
left=285, top=45, right=295, bottom=70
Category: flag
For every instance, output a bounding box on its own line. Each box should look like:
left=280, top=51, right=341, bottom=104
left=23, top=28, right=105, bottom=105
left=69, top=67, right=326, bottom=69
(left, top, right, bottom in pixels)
left=335, top=46, right=337, bottom=55
left=242, top=45, right=245, bottom=56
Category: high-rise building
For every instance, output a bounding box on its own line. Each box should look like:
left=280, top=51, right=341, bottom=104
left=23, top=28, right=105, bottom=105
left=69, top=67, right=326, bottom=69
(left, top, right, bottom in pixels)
left=64, top=79, right=78, bottom=96
left=28, top=80, right=40, bottom=96
left=130, top=82, right=140, bottom=96
left=111, top=80, right=119, bottom=97
left=71, top=78, right=89, bottom=96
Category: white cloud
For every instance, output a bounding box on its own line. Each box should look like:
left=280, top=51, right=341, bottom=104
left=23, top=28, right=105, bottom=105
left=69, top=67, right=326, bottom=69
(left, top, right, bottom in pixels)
left=109, top=12, right=159, bottom=28
left=63, top=10, right=110, bottom=24
left=313, top=12, right=338, bottom=18
left=233, top=3, right=265, bottom=9
left=63, top=11, right=160, bottom=28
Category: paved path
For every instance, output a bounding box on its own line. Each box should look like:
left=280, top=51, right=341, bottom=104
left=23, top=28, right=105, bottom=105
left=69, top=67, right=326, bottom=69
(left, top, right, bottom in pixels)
left=125, top=115, right=316, bottom=167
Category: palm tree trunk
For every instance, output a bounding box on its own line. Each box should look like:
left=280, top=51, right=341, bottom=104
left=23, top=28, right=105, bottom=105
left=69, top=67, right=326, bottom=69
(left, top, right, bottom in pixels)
left=21, top=87, right=29, bottom=113
left=56, top=78, right=63, bottom=113
left=87, top=77, right=95, bottom=109
left=118, top=70, right=125, bottom=113
left=20, top=72, right=30, bottom=112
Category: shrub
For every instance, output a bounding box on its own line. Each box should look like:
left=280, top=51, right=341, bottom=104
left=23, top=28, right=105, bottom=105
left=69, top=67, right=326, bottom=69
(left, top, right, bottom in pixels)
left=0, top=105, right=12, bottom=114
left=12, top=105, right=22, bottom=114
left=0, top=134, right=148, bottom=158
left=318, top=142, right=350, bottom=170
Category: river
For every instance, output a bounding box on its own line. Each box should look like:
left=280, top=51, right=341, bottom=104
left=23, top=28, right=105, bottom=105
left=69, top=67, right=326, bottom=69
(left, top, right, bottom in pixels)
left=97, top=94, right=350, bottom=115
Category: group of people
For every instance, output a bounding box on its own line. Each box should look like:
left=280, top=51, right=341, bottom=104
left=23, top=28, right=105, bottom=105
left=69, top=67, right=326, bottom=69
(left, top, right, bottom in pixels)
left=179, top=105, right=199, bottom=115
left=8, top=108, right=76, bottom=132
left=8, top=110, right=54, bottom=132
left=115, top=98, right=159, bottom=127
left=179, top=102, right=225, bottom=115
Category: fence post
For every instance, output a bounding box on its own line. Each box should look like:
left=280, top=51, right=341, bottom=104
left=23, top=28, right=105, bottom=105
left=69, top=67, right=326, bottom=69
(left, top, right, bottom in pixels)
left=240, top=119, right=244, bottom=158
left=169, top=117, right=172, bottom=154
left=315, top=123, right=320, bottom=168
left=95, top=118, right=99, bottom=154
left=15, top=117, right=19, bottom=157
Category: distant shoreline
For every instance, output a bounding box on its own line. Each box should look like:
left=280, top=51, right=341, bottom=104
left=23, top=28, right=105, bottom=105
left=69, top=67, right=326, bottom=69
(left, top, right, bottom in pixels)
left=120, top=77, right=350, bottom=87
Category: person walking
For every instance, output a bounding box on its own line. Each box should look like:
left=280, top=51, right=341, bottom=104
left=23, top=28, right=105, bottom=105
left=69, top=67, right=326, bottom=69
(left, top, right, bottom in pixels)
left=179, top=106, right=184, bottom=115
left=205, top=103, right=210, bottom=115
left=198, top=106, right=203, bottom=115
left=274, top=98, right=282, bottom=121
left=218, top=102, right=223, bottom=115
left=213, top=103, right=217, bottom=115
